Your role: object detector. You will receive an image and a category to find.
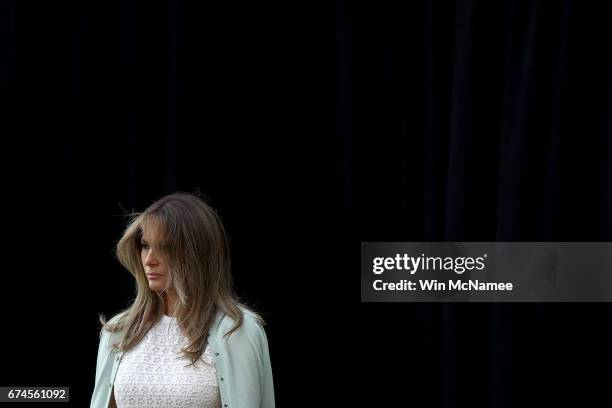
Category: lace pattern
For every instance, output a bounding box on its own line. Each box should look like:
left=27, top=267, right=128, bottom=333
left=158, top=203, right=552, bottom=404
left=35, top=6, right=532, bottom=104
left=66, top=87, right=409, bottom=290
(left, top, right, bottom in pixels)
left=114, top=315, right=220, bottom=408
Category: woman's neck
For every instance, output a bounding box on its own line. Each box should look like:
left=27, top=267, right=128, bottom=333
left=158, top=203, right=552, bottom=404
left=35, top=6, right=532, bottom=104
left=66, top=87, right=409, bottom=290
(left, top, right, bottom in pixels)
left=163, top=289, right=178, bottom=316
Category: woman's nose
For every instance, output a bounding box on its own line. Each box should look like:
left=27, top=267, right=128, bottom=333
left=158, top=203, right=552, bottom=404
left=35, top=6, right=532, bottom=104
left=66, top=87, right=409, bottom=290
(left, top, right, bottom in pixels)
left=145, top=250, right=158, bottom=266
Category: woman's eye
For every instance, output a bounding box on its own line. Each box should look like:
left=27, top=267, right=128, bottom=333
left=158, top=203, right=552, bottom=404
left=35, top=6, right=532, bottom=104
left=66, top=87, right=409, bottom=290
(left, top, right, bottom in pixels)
left=141, top=243, right=149, bottom=249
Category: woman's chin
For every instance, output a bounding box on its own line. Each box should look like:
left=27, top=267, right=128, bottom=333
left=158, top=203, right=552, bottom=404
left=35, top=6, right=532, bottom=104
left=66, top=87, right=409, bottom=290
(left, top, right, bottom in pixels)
left=148, top=282, right=164, bottom=292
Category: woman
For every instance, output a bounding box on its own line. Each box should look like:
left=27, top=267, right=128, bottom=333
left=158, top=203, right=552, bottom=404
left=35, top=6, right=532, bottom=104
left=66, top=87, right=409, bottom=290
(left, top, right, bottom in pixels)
left=90, top=192, right=275, bottom=408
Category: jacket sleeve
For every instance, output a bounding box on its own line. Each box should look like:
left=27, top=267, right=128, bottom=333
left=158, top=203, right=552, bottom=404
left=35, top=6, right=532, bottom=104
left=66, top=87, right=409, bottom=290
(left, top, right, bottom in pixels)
left=90, top=328, right=113, bottom=408
left=221, top=313, right=275, bottom=408
left=90, top=314, right=125, bottom=408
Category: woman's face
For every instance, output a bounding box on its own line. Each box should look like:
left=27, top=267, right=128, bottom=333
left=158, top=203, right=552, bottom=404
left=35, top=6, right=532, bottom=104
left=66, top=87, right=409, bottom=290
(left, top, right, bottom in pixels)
left=140, top=230, right=170, bottom=292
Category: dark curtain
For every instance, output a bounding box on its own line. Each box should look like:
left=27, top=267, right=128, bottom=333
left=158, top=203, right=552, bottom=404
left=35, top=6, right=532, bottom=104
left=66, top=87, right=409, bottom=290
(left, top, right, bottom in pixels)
left=0, top=1, right=340, bottom=406
left=3, top=0, right=612, bottom=406
left=339, top=0, right=612, bottom=406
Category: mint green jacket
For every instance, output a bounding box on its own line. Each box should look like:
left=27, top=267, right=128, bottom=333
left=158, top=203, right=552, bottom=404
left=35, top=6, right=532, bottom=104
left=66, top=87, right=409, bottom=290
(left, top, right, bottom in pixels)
left=90, top=307, right=275, bottom=408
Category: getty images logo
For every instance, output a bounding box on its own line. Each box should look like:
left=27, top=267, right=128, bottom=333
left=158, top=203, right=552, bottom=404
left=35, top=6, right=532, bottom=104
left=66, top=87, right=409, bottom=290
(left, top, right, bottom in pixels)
left=372, top=253, right=488, bottom=275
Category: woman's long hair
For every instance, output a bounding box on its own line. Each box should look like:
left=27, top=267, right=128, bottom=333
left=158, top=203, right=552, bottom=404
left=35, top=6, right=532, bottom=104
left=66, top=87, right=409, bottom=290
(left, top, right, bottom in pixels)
left=99, top=191, right=264, bottom=366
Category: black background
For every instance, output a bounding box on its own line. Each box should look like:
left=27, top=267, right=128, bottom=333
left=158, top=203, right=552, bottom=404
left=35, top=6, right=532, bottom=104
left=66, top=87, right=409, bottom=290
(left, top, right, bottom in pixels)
left=1, top=0, right=612, bottom=406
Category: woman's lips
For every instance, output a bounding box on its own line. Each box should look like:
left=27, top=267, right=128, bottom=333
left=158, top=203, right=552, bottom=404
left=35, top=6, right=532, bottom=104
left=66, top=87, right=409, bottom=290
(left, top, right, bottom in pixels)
left=147, top=274, right=163, bottom=279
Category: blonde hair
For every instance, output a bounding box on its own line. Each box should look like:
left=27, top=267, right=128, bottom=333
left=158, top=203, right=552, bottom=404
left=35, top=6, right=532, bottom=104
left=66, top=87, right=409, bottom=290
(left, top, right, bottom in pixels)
left=99, top=191, right=264, bottom=366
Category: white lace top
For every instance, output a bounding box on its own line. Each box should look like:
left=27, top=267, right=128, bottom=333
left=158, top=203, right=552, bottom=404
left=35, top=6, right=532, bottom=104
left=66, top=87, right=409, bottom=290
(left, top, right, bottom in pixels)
left=113, top=314, right=220, bottom=408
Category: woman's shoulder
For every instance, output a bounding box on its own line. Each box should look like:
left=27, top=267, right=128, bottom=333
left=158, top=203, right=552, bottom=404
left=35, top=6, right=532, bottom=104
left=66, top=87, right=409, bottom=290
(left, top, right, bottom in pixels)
left=98, top=310, right=129, bottom=342
left=226, top=305, right=263, bottom=323
left=107, top=310, right=128, bottom=325
left=101, top=310, right=129, bottom=331
left=215, top=305, right=266, bottom=338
